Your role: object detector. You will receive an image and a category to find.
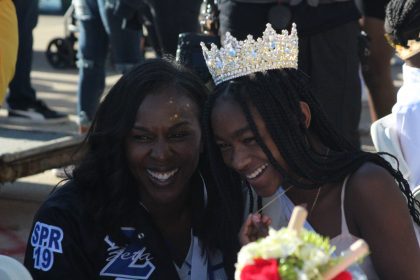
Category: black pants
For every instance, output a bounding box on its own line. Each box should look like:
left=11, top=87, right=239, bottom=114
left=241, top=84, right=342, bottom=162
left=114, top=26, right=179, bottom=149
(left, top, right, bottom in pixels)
left=219, top=0, right=361, bottom=147
left=7, top=0, right=39, bottom=108
left=146, top=0, right=202, bottom=56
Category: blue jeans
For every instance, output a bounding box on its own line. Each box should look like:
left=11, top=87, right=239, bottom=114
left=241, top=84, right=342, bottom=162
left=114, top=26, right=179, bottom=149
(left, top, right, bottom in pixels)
left=75, top=0, right=142, bottom=122
left=7, top=0, right=39, bottom=109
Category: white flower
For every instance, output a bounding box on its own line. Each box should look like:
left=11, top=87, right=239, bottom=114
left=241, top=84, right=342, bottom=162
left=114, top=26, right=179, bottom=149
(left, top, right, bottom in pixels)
left=234, top=263, right=245, bottom=280
left=257, top=228, right=302, bottom=259
left=299, top=244, right=330, bottom=269
left=296, top=269, right=310, bottom=280
left=237, top=242, right=261, bottom=266
left=234, top=227, right=349, bottom=280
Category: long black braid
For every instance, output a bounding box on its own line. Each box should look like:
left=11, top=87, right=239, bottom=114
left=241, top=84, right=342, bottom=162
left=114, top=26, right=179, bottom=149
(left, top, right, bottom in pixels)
left=202, top=91, right=244, bottom=274
left=204, top=68, right=420, bottom=226
left=385, top=0, right=420, bottom=46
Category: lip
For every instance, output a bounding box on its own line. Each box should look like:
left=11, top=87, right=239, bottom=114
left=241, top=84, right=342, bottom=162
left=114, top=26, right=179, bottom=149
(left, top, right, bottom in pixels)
left=146, top=168, right=179, bottom=186
left=245, top=163, right=269, bottom=181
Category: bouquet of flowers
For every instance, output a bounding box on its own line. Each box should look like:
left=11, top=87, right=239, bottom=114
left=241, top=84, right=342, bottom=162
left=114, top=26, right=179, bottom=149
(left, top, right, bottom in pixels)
left=235, top=206, right=369, bottom=280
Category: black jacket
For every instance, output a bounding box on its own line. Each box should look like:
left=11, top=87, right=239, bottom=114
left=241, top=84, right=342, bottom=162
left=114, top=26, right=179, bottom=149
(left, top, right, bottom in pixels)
left=24, top=181, right=196, bottom=279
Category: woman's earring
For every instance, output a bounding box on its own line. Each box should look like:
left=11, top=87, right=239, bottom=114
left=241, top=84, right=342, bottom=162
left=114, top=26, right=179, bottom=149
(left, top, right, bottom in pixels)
left=199, top=171, right=208, bottom=207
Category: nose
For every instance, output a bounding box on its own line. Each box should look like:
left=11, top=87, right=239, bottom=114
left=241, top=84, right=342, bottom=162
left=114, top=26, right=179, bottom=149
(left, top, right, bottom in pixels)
left=230, top=146, right=252, bottom=174
left=150, top=139, right=171, bottom=161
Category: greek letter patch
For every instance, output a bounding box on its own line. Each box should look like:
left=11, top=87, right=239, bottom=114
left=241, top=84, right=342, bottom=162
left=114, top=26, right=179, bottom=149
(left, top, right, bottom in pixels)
left=100, top=229, right=156, bottom=279
left=30, top=222, right=63, bottom=271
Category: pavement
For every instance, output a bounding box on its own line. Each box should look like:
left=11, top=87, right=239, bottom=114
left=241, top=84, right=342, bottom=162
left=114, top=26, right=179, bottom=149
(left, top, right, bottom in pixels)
left=0, top=14, right=403, bottom=264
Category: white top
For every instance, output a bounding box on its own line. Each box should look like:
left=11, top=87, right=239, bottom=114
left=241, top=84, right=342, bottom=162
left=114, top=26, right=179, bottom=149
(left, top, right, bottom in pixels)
left=392, top=64, right=420, bottom=188
left=329, top=176, right=379, bottom=279
left=0, top=255, right=32, bottom=280
left=174, top=233, right=227, bottom=280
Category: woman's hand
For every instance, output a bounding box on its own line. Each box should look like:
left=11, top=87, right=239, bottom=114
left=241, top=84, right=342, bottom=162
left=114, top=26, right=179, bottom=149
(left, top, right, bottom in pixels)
left=239, top=213, right=272, bottom=245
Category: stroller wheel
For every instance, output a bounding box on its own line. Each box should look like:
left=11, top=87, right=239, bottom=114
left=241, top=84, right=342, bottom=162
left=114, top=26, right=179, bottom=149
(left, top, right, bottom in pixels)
left=46, top=38, right=75, bottom=69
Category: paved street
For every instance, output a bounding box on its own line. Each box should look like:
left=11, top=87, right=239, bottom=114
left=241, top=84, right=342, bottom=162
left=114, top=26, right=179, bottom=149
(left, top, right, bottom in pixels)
left=0, top=14, right=403, bottom=263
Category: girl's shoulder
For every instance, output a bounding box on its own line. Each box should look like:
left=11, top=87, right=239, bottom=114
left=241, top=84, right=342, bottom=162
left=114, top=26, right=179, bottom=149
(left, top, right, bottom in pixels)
left=347, top=161, right=397, bottom=195
left=344, top=161, right=408, bottom=222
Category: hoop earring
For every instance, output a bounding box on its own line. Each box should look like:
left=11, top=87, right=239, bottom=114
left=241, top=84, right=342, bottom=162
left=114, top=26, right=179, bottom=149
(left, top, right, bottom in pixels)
left=199, top=171, right=208, bottom=208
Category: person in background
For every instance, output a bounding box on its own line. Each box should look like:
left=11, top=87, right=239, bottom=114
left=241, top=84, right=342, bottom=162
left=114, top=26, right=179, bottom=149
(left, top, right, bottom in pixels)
left=383, top=0, right=420, bottom=188
left=6, top=0, right=67, bottom=122
left=24, top=59, right=238, bottom=279
left=203, top=24, right=420, bottom=279
left=217, top=0, right=362, bottom=147
left=73, top=0, right=143, bottom=133
left=144, top=0, right=203, bottom=56
left=356, top=0, right=396, bottom=121
left=0, top=0, right=18, bottom=105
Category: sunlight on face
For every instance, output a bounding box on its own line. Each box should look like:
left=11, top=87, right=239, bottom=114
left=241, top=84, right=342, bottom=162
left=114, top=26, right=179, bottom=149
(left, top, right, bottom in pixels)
left=211, top=97, right=287, bottom=197
left=125, top=88, right=202, bottom=205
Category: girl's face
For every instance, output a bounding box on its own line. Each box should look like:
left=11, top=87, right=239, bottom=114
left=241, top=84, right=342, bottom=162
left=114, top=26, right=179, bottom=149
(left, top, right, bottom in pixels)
left=211, top=98, right=288, bottom=197
left=125, top=89, right=202, bottom=205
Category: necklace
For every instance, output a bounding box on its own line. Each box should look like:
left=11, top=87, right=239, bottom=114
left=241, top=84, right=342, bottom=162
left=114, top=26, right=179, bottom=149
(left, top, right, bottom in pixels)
left=139, top=201, right=149, bottom=212
left=308, top=148, right=329, bottom=216
left=257, top=185, right=294, bottom=214
left=308, top=187, right=322, bottom=217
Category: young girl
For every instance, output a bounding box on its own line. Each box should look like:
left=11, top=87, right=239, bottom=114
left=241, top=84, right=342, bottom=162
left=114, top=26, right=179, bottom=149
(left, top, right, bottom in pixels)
left=202, top=24, right=420, bottom=279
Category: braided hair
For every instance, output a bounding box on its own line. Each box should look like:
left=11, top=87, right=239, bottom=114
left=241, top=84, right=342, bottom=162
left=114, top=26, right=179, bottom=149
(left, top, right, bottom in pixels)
left=385, top=0, right=420, bottom=47
left=203, top=68, right=420, bottom=226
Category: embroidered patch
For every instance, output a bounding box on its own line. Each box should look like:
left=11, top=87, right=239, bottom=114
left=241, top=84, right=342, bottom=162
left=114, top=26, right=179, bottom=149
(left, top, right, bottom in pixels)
left=30, top=222, right=63, bottom=271
left=100, top=229, right=156, bottom=279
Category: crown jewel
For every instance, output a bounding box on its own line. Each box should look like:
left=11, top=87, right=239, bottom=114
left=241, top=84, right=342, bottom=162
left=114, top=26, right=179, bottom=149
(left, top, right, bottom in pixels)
left=201, top=23, right=299, bottom=85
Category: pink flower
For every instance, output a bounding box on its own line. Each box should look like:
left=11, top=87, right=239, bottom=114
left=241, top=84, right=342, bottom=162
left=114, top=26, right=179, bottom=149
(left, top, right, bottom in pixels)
left=240, top=258, right=281, bottom=280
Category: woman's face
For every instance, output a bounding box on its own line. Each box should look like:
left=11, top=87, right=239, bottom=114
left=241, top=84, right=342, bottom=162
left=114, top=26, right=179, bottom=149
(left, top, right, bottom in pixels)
left=125, top=88, right=202, bottom=205
left=211, top=98, right=288, bottom=197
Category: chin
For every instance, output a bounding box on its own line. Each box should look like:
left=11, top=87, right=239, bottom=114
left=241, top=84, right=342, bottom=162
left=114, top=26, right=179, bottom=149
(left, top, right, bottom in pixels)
left=252, top=184, right=278, bottom=198
left=143, top=188, right=176, bottom=204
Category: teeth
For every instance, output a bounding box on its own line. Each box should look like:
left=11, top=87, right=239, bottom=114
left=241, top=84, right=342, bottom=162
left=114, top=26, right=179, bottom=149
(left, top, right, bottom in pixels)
left=246, top=164, right=268, bottom=179
left=147, top=169, right=178, bottom=181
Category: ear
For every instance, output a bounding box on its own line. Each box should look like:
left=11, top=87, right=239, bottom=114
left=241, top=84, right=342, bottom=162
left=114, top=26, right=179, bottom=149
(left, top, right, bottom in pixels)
left=299, top=101, right=311, bottom=128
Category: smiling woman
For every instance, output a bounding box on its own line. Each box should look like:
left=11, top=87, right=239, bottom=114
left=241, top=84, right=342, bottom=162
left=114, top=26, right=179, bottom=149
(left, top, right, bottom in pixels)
left=125, top=90, right=202, bottom=207
left=24, top=59, right=239, bottom=279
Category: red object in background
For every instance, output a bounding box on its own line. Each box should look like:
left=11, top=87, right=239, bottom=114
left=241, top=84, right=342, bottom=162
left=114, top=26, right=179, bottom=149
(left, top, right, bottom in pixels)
left=241, top=258, right=281, bottom=280
left=0, top=226, right=27, bottom=256
left=332, top=271, right=353, bottom=280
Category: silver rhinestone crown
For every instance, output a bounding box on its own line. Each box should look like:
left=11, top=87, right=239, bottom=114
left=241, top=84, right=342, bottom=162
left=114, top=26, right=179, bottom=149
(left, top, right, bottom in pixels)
left=201, top=23, right=299, bottom=85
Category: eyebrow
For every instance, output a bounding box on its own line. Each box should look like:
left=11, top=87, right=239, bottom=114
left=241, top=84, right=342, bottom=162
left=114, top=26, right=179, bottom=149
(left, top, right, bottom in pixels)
left=132, top=121, right=192, bottom=132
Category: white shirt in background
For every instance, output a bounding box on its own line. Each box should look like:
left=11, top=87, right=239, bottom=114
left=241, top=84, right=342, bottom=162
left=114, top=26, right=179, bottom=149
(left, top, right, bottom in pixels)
left=392, top=63, right=420, bottom=189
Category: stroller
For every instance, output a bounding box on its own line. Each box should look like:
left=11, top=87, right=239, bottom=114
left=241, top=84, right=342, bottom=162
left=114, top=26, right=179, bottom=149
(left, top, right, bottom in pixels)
left=45, top=5, right=78, bottom=69
left=45, top=3, right=161, bottom=69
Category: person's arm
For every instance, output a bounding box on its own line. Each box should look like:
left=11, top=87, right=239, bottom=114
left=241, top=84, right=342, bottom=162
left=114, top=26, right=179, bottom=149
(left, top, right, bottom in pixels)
left=348, top=163, right=420, bottom=280
left=24, top=206, right=93, bottom=279
left=359, top=16, right=396, bottom=121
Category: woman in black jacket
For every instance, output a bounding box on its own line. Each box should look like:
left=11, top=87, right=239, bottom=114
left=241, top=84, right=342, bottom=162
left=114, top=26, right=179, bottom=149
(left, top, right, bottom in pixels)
left=24, top=58, right=239, bottom=279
